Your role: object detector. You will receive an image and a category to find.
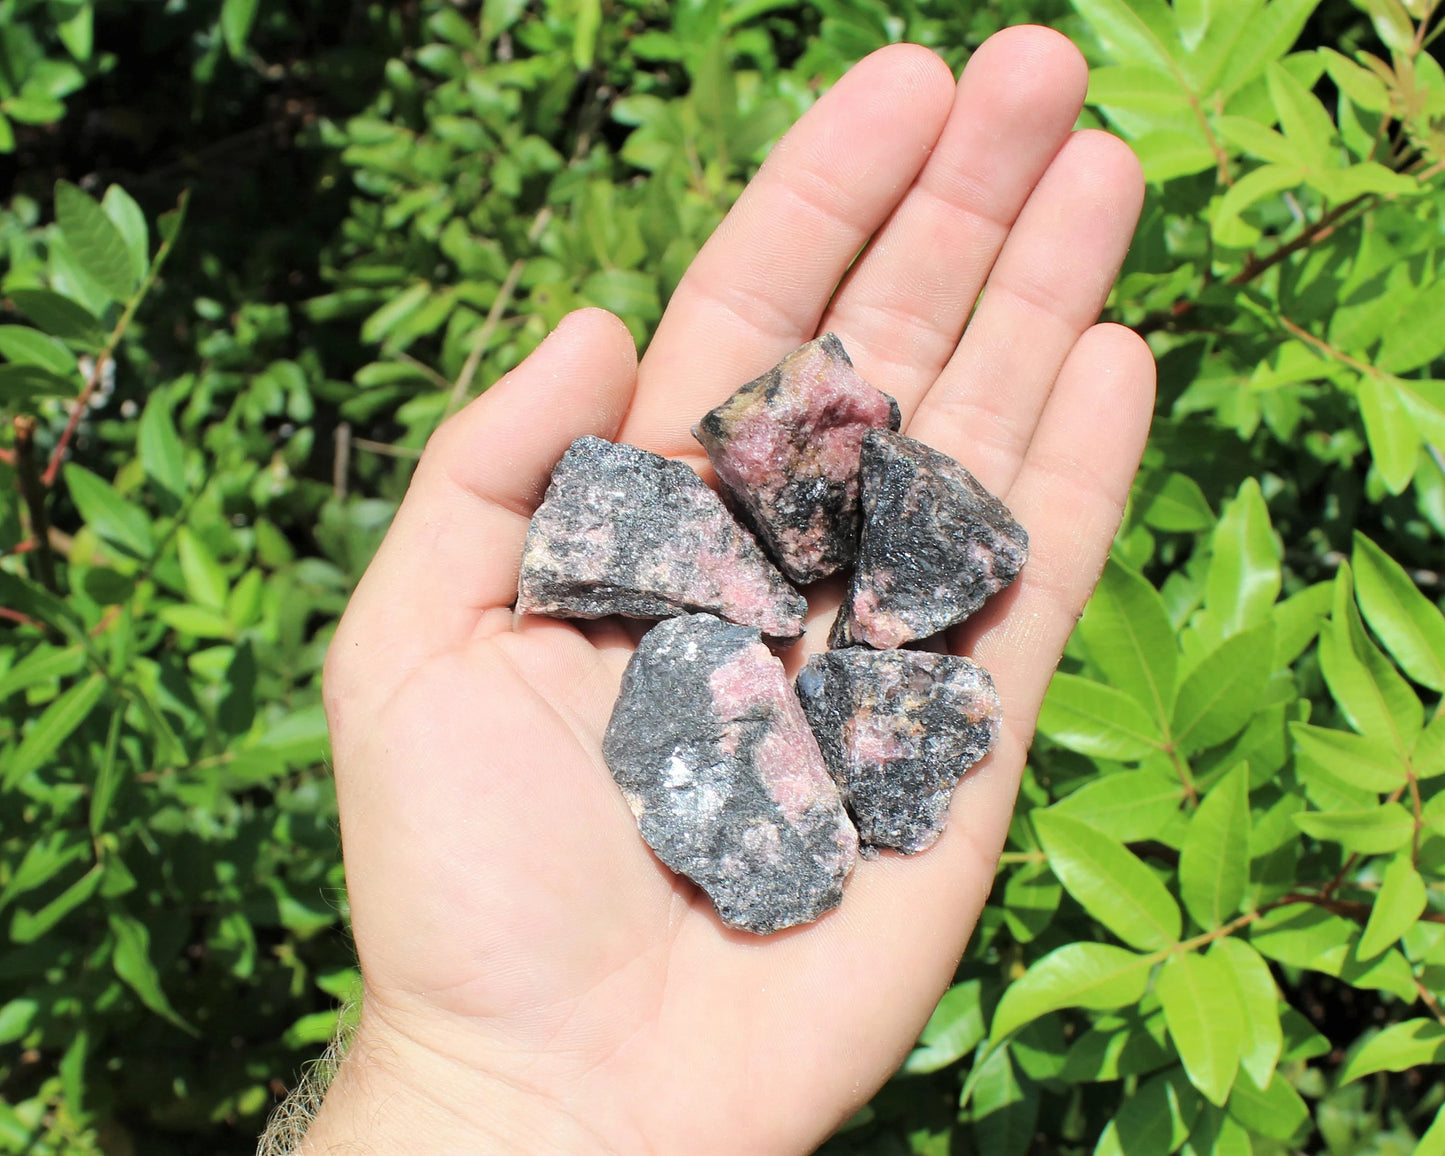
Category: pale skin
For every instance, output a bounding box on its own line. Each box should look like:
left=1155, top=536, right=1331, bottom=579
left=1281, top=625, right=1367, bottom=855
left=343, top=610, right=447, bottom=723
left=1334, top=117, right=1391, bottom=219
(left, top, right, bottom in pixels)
left=305, top=26, right=1154, bottom=1156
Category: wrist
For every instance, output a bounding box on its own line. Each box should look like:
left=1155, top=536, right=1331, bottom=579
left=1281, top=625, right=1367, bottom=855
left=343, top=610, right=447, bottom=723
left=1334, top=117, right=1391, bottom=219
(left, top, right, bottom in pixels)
left=297, top=1011, right=618, bottom=1155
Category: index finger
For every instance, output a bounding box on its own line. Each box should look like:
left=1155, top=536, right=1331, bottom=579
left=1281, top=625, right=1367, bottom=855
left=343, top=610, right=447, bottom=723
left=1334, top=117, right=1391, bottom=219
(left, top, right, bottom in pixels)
left=618, top=43, right=956, bottom=458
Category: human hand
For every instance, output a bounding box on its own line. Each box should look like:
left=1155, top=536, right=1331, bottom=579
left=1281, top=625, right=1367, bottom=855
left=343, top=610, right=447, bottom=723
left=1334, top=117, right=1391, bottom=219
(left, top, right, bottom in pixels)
left=306, top=25, right=1153, bottom=1155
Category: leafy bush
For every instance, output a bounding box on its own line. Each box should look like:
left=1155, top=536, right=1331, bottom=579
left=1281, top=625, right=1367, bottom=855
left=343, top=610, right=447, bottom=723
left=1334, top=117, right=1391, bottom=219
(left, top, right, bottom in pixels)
left=0, top=0, right=1442, bottom=1152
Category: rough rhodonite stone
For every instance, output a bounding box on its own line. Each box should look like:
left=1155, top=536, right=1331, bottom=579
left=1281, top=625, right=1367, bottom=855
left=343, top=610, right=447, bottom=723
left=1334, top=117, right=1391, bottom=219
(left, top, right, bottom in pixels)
left=692, top=333, right=902, bottom=585
left=795, top=648, right=1001, bottom=856
left=602, top=613, right=859, bottom=934
left=517, top=436, right=807, bottom=639
left=830, top=430, right=1028, bottom=649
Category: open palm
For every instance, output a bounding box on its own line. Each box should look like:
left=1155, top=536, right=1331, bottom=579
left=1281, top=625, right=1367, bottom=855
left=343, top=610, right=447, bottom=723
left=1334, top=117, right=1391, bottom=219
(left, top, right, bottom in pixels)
left=310, top=27, right=1154, bottom=1156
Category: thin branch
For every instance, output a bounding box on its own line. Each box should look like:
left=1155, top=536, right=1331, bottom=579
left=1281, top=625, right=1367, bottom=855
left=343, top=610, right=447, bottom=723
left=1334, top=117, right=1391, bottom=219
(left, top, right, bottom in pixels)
left=42, top=190, right=187, bottom=487
left=0, top=606, right=39, bottom=627
left=351, top=437, right=421, bottom=460
left=1229, top=195, right=1374, bottom=286
left=444, top=206, right=552, bottom=419
left=332, top=422, right=351, bottom=500
left=13, top=417, right=57, bottom=592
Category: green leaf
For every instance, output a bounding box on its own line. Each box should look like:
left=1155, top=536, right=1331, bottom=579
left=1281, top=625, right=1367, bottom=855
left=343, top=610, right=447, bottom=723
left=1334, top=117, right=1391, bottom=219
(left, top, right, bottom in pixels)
left=1357, top=854, right=1428, bottom=959
left=0, top=998, right=38, bottom=1045
left=1319, top=46, right=1389, bottom=111
left=1060, top=1009, right=1175, bottom=1082
left=1212, top=0, right=1320, bottom=99
left=1395, top=379, right=1445, bottom=451
left=1134, top=470, right=1215, bottom=532
left=1358, top=0, right=1416, bottom=53
left=7, top=288, right=107, bottom=349
left=992, top=942, right=1154, bottom=1039
left=1157, top=952, right=1244, bottom=1106
left=1182, top=1107, right=1253, bottom=1156
left=572, top=0, right=601, bottom=70
left=0, top=644, right=86, bottom=701
left=0, top=832, right=86, bottom=913
left=54, top=180, right=140, bottom=301
left=0, top=362, right=79, bottom=404
left=1079, top=559, right=1179, bottom=726
left=1179, top=763, right=1251, bottom=929
left=1201, top=479, right=1281, bottom=641
left=177, top=528, right=228, bottom=611
left=1003, top=859, right=1062, bottom=943
left=361, top=281, right=431, bottom=345
left=1290, top=722, right=1407, bottom=792
left=221, top=0, right=260, bottom=59
left=1294, top=803, right=1415, bottom=853
left=1419, top=1104, right=1445, bottom=1156
left=1251, top=903, right=1415, bottom=999
left=1319, top=565, right=1422, bottom=753
left=969, top=1046, right=1038, bottom=1156
left=64, top=464, right=154, bottom=559
left=1213, top=163, right=1304, bottom=247
left=1087, top=64, right=1190, bottom=110
left=138, top=393, right=186, bottom=504
left=100, top=185, right=149, bottom=287
left=1095, top=1068, right=1201, bottom=1156
left=1132, top=131, right=1219, bottom=183
left=1273, top=581, right=1331, bottom=666
left=1417, top=712, right=1445, bottom=780
left=0, top=571, right=87, bottom=642
left=53, top=1, right=93, bottom=60
left=1215, top=114, right=1301, bottom=165
left=1072, top=0, right=1179, bottom=73
left=1265, top=61, right=1335, bottom=168
left=1033, top=810, right=1182, bottom=950
left=0, top=324, right=80, bottom=375
left=158, top=603, right=236, bottom=640
left=1338, top=1019, right=1445, bottom=1084
left=1173, top=622, right=1276, bottom=753
left=1357, top=375, right=1420, bottom=494
left=4, top=673, right=106, bottom=788
left=1212, top=938, right=1283, bottom=1087
left=1226, top=1067, right=1309, bottom=1141
left=903, top=980, right=986, bottom=1074
left=1036, top=673, right=1164, bottom=760
left=89, top=703, right=124, bottom=837
left=108, top=913, right=197, bottom=1035
left=1352, top=532, right=1445, bottom=692
left=1053, top=769, right=1187, bottom=842
left=10, top=865, right=102, bottom=942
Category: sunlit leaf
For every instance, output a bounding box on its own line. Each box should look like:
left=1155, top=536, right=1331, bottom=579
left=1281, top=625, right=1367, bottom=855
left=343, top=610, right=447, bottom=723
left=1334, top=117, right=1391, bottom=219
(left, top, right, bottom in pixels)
left=1338, top=1019, right=1445, bottom=1083
left=1033, top=810, right=1182, bottom=950
left=55, top=180, right=140, bottom=301
left=1357, top=854, right=1428, bottom=959
left=1213, top=938, right=1283, bottom=1087
left=1352, top=531, right=1445, bottom=691
left=991, top=942, right=1154, bottom=1039
left=1036, top=673, right=1164, bottom=760
left=1178, top=763, right=1251, bottom=929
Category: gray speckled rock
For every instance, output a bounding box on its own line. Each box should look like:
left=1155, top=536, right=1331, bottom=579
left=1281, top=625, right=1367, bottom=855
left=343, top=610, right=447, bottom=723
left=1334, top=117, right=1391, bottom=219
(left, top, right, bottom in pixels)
left=796, top=648, right=1000, bottom=856
left=603, top=614, right=858, bottom=934
left=516, top=436, right=807, bottom=639
left=693, top=334, right=901, bottom=585
left=830, top=431, right=1027, bottom=649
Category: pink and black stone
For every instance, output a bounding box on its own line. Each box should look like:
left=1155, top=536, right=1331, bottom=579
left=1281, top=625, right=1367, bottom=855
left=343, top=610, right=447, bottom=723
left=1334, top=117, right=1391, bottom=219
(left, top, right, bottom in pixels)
left=516, top=436, right=807, bottom=640
left=602, top=613, right=859, bottom=934
left=830, top=430, right=1028, bottom=649
left=795, top=648, right=1000, bottom=856
left=692, top=334, right=901, bottom=585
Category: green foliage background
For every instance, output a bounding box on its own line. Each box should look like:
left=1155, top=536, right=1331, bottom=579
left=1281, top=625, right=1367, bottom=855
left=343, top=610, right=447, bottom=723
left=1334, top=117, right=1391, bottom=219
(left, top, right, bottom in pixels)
left=1, top=0, right=1444, bottom=1152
